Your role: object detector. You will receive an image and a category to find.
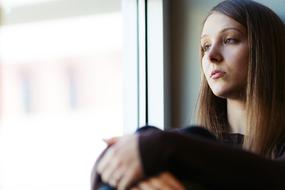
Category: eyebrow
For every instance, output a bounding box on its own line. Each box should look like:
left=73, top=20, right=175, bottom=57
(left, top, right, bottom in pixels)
left=201, top=27, right=245, bottom=39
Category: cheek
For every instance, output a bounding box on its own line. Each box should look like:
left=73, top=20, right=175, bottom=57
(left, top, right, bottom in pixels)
left=201, top=58, right=208, bottom=76
left=201, top=58, right=212, bottom=86
left=229, top=50, right=248, bottom=87
left=236, top=49, right=249, bottom=78
left=228, top=45, right=248, bottom=74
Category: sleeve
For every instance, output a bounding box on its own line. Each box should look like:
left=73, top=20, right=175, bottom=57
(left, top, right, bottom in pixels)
left=135, top=125, right=163, bottom=134
left=138, top=130, right=285, bottom=190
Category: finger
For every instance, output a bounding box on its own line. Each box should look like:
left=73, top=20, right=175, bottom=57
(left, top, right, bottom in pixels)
left=117, top=163, right=140, bottom=190
left=103, top=136, right=120, bottom=146
left=96, top=147, right=115, bottom=174
left=138, top=182, right=156, bottom=190
left=108, top=164, right=125, bottom=187
left=101, top=157, right=120, bottom=184
left=117, top=171, right=133, bottom=190
left=160, top=172, right=186, bottom=190
left=147, top=178, right=171, bottom=190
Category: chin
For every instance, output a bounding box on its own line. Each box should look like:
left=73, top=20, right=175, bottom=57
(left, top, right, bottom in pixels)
left=212, top=89, right=245, bottom=100
left=211, top=86, right=232, bottom=99
left=212, top=91, right=227, bottom=99
left=210, top=86, right=226, bottom=97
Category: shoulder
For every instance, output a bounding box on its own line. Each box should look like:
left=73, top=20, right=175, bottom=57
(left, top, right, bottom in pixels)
left=136, top=125, right=162, bottom=134
left=221, top=133, right=244, bottom=147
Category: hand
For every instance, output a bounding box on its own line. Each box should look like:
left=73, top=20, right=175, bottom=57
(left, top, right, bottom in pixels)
left=131, top=172, right=186, bottom=190
left=103, top=136, right=120, bottom=146
left=96, top=135, right=143, bottom=190
left=91, top=136, right=121, bottom=190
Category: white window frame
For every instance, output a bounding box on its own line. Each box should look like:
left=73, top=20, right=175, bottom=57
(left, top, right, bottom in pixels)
left=145, top=0, right=165, bottom=129
left=123, top=0, right=165, bottom=133
left=122, top=0, right=140, bottom=134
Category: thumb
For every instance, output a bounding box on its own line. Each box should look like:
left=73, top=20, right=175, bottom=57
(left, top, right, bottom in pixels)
left=103, top=136, right=120, bottom=146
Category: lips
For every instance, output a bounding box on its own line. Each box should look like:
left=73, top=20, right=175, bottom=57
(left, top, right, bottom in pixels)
left=210, top=70, right=226, bottom=79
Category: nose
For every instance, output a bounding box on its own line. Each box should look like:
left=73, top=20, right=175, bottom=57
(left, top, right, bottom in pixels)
left=207, top=44, right=223, bottom=63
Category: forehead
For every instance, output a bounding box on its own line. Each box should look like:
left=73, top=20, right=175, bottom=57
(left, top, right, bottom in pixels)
left=201, top=12, right=246, bottom=37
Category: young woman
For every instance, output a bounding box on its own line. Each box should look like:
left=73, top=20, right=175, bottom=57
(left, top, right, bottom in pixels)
left=93, top=0, right=285, bottom=189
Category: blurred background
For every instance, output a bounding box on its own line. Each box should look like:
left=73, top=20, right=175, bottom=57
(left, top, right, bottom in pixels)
left=0, top=0, right=284, bottom=190
left=0, top=0, right=123, bottom=189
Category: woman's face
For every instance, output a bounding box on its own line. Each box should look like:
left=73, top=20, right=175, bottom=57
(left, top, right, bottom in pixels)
left=201, top=12, right=249, bottom=100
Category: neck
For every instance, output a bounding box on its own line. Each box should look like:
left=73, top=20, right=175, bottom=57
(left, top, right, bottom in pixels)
left=227, top=99, right=247, bottom=134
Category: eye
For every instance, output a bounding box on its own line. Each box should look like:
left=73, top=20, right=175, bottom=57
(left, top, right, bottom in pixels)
left=202, top=43, right=211, bottom=52
left=224, top=38, right=238, bottom=44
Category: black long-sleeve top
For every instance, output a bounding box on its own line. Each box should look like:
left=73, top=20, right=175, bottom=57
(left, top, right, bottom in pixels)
left=138, top=126, right=285, bottom=190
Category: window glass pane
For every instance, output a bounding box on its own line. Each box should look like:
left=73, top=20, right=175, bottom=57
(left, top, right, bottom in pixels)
left=0, top=1, right=123, bottom=189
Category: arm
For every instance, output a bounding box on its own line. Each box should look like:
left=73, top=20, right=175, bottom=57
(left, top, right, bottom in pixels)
left=92, top=126, right=217, bottom=190
left=139, top=130, right=285, bottom=190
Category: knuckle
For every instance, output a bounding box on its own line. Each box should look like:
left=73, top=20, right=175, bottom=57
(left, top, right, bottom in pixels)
left=118, top=181, right=127, bottom=190
left=112, top=156, right=121, bottom=166
left=109, top=179, right=116, bottom=187
left=101, top=172, right=109, bottom=183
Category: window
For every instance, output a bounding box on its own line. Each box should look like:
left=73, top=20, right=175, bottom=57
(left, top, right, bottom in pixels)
left=0, top=0, right=138, bottom=189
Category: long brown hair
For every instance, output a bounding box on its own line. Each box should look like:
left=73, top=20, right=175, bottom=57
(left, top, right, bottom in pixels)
left=197, top=0, right=285, bottom=157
